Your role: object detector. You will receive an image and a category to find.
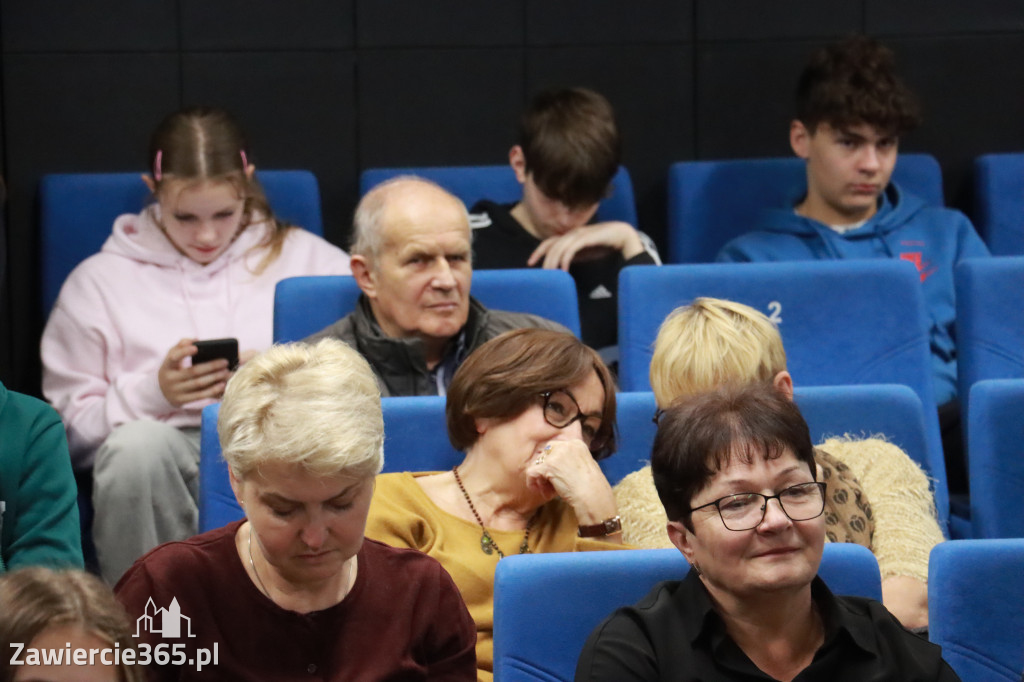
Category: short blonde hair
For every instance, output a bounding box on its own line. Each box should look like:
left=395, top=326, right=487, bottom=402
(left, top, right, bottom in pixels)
left=218, top=338, right=384, bottom=480
left=649, top=297, right=787, bottom=407
left=0, top=567, right=144, bottom=682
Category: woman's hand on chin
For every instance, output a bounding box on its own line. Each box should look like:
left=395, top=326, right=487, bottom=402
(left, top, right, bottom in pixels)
left=526, top=440, right=617, bottom=524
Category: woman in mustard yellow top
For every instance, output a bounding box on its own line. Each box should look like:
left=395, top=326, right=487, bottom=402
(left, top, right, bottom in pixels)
left=366, top=329, right=626, bottom=681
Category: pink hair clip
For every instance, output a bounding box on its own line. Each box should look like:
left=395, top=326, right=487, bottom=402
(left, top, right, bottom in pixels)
left=240, top=150, right=248, bottom=169
left=153, top=149, right=163, bottom=182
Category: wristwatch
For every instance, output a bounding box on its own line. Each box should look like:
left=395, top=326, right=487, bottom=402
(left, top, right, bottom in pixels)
left=578, top=515, right=622, bottom=538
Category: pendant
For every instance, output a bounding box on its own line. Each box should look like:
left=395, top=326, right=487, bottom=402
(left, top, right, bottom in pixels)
left=481, top=533, right=495, bottom=555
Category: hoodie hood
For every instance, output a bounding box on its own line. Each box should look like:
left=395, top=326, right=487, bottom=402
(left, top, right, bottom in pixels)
left=102, top=205, right=272, bottom=274
left=756, top=182, right=929, bottom=258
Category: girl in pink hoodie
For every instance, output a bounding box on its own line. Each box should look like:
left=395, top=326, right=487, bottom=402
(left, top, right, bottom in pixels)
left=41, top=107, right=351, bottom=583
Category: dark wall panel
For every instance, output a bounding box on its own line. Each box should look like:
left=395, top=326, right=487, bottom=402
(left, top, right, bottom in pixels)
left=891, top=35, right=1024, bottom=207
left=357, top=49, right=525, bottom=169
left=357, top=1, right=523, bottom=47
left=526, top=46, right=694, bottom=244
left=695, top=40, right=821, bottom=159
left=526, top=0, right=692, bottom=45
left=183, top=52, right=357, bottom=245
left=1, top=1, right=177, bottom=52
left=3, top=53, right=179, bottom=393
left=867, top=0, right=1024, bottom=35
left=180, top=1, right=354, bottom=50
left=696, top=0, right=861, bottom=41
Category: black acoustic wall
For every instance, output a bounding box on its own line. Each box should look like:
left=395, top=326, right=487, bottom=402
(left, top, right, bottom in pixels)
left=2, top=1, right=1024, bottom=394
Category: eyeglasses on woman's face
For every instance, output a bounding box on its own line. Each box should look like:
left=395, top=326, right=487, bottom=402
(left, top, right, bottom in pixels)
left=541, top=389, right=604, bottom=451
left=687, top=481, right=827, bottom=531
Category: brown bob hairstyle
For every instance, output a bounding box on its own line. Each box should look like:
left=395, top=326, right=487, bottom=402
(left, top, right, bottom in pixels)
left=446, top=328, right=616, bottom=459
left=652, top=382, right=816, bottom=531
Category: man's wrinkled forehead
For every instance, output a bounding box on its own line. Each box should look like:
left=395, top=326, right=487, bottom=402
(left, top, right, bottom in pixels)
left=379, top=203, right=470, bottom=253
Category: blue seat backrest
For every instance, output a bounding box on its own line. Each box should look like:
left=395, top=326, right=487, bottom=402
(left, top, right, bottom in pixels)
left=599, top=392, right=658, bottom=486
left=968, top=380, right=1024, bottom=539
left=379, top=396, right=461, bottom=475
left=972, top=153, right=1024, bottom=256
left=198, top=403, right=240, bottom=532
left=794, top=384, right=946, bottom=530
left=273, top=269, right=581, bottom=343
left=617, top=260, right=945, bottom=525
left=39, top=170, right=324, bottom=315
left=929, top=539, right=1024, bottom=682
left=360, top=164, right=638, bottom=228
left=955, top=257, right=1024, bottom=400
left=666, top=153, right=944, bottom=264
left=493, top=543, right=880, bottom=682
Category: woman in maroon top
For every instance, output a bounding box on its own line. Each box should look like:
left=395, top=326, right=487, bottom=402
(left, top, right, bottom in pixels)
left=116, top=338, right=476, bottom=681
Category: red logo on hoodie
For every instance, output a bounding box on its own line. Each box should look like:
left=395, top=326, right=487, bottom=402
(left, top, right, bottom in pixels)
left=900, top=252, right=936, bottom=282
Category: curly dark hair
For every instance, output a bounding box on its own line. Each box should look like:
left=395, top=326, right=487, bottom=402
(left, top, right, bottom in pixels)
left=795, top=35, right=921, bottom=135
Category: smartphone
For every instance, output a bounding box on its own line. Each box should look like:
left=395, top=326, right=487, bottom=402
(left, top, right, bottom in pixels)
left=192, top=338, right=239, bottom=371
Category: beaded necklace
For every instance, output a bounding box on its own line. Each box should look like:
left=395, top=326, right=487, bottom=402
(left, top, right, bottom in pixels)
left=452, top=465, right=536, bottom=559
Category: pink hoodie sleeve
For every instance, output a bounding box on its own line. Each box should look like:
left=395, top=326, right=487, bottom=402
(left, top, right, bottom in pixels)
left=41, top=270, right=176, bottom=469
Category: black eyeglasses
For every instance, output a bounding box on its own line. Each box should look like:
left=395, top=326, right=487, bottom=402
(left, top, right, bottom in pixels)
left=688, top=481, right=827, bottom=531
left=652, top=408, right=665, bottom=425
left=541, top=389, right=605, bottom=451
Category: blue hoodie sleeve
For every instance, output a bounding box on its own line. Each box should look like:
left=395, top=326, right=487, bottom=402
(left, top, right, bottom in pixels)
left=954, top=214, right=991, bottom=261
left=716, top=239, right=755, bottom=263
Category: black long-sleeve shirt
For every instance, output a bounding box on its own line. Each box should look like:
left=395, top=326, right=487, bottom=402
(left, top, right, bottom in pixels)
left=576, top=569, right=960, bottom=682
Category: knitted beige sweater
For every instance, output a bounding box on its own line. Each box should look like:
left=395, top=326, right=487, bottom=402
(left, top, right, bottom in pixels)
left=613, top=436, right=944, bottom=582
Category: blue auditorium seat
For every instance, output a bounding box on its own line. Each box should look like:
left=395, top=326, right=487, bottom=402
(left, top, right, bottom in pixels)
left=972, top=153, right=1024, bottom=256
left=360, top=164, right=638, bottom=228
left=617, top=260, right=946, bottom=527
left=39, top=170, right=324, bottom=315
left=666, top=153, right=944, bottom=264
left=955, top=257, right=1024, bottom=401
left=929, top=539, right=1024, bottom=681
left=967, top=380, right=1024, bottom=539
left=273, top=269, right=581, bottom=342
left=494, top=543, right=881, bottom=682
left=198, top=403, right=240, bottom=532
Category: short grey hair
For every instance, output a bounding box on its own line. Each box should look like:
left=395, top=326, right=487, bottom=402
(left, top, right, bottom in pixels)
left=349, top=175, right=471, bottom=263
left=218, top=338, right=384, bottom=480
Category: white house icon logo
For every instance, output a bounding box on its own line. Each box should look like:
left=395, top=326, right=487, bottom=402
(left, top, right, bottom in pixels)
left=134, top=597, right=196, bottom=638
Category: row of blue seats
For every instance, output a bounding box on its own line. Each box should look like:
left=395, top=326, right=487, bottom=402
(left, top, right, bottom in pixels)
left=37, top=153, right=1024, bottom=312
left=489, top=539, right=1024, bottom=682
left=199, top=378, right=1024, bottom=542
left=269, top=256, right=1023, bottom=527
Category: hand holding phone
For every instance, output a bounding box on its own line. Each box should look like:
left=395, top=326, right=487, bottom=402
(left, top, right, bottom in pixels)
left=158, top=338, right=236, bottom=407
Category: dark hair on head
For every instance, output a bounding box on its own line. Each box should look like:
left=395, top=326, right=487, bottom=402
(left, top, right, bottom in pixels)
left=518, top=87, right=621, bottom=209
left=0, top=567, right=145, bottom=682
left=652, top=382, right=816, bottom=531
left=796, top=35, right=921, bottom=135
left=148, top=106, right=292, bottom=272
left=446, top=328, right=616, bottom=459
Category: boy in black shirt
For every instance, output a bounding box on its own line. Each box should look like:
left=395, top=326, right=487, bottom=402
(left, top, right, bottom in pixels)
left=469, top=87, right=659, bottom=361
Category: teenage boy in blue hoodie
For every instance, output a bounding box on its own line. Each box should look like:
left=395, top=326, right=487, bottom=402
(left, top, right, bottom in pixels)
left=716, top=36, right=989, bottom=492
